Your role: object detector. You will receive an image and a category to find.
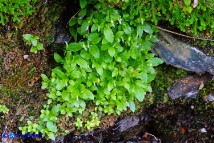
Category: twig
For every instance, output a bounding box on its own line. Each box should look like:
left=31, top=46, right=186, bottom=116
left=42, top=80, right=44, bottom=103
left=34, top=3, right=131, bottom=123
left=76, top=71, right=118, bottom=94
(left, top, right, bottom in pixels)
left=155, top=26, right=214, bottom=42
left=66, top=10, right=80, bottom=27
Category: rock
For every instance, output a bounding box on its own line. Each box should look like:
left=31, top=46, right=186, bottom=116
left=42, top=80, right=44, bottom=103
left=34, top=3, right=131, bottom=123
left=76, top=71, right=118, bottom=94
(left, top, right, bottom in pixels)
left=199, top=128, right=207, bottom=133
left=23, top=55, right=29, bottom=59
left=54, top=27, right=71, bottom=44
left=168, top=74, right=212, bottom=99
left=115, top=116, right=140, bottom=132
left=51, top=136, right=64, bottom=143
left=151, top=31, right=214, bottom=75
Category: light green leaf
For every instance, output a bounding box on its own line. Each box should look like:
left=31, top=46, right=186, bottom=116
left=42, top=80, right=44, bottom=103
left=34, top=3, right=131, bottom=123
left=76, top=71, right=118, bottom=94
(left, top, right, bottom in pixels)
left=101, top=43, right=110, bottom=51
left=56, top=80, right=66, bottom=90
left=30, top=47, right=37, bottom=53
left=69, top=27, right=77, bottom=42
left=114, top=43, right=124, bottom=52
left=108, top=47, right=115, bottom=57
left=91, top=24, right=98, bottom=32
left=80, top=50, right=91, bottom=59
left=80, top=0, right=87, bottom=8
left=122, top=24, right=132, bottom=35
left=46, top=121, right=57, bottom=133
left=79, top=100, right=86, bottom=108
left=51, top=104, right=61, bottom=116
left=150, top=57, right=164, bottom=66
left=107, top=83, right=113, bottom=91
left=67, top=43, right=82, bottom=52
left=47, top=132, right=55, bottom=140
left=62, top=90, right=69, bottom=101
left=129, top=100, right=136, bottom=112
left=23, top=34, right=33, bottom=41
left=89, top=45, right=100, bottom=58
left=31, top=38, right=38, bottom=47
left=54, top=53, right=63, bottom=63
left=81, top=21, right=88, bottom=33
left=82, top=90, right=94, bottom=100
left=78, top=9, right=87, bottom=17
left=88, top=33, right=101, bottom=44
left=134, top=86, right=146, bottom=102
left=67, top=85, right=79, bottom=95
left=95, top=64, right=103, bottom=76
left=52, top=68, right=66, bottom=79
left=36, top=43, right=44, bottom=50
left=41, top=82, right=48, bottom=89
left=137, top=25, right=144, bottom=37
left=112, top=68, right=118, bottom=77
left=41, top=74, right=49, bottom=81
left=104, top=27, right=114, bottom=43
left=184, top=0, right=191, bottom=6
left=183, top=6, right=193, bottom=13
left=143, top=24, right=153, bottom=34
left=69, top=17, right=77, bottom=26
left=77, top=58, right=88, bottom=69
left=147, top=73, right=156, bottom=83
left=71, top=70, right=81, bottom=78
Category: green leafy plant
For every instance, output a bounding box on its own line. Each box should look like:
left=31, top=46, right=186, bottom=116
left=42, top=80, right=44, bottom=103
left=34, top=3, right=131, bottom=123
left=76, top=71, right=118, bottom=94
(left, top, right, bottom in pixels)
left=0, top=0, right=37, bottom=25
left=19, top=0, right=163, bottom=140
left=0, top=105, right=9, bottom=114
left=134, top=0, right=214, bottom=35
left=23, top=34, right=44, bottom=53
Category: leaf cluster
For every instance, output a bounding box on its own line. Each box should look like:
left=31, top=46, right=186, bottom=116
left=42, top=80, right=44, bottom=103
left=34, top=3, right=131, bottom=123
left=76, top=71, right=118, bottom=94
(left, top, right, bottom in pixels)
left=19, top=0, right=163, bottom=140
left=133, top=0, right=214, bottom=35
left=0, top=0, right=37, bottom=25
left=0, top=104, right=9, bottom=114
left=23, top=34, right=44, bottom=53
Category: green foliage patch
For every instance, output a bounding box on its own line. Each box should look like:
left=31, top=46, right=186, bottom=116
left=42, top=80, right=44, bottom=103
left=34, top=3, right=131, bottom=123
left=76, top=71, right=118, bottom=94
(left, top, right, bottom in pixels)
left=23, top=34, right=44, bottom=53
left=138, top=0, right=214, bottom=35
left=0, top=105, right=9, bottom=114
left=19, top=0, right=163, bottom=140
left=0, top=0, right=37, bottom=25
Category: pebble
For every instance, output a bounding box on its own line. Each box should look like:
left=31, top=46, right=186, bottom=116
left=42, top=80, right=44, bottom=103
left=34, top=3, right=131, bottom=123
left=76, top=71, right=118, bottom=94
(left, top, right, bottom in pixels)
left=199, top=128, right=207, bottom=133
left=23, top=55, right=29, bottom=59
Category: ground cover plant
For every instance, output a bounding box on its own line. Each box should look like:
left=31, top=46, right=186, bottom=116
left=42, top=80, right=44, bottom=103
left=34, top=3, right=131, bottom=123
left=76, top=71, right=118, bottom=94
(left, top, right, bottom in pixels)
left=19, top=0, right=164, bottom=139
left=0, top=0, right=214, bottom=142
left=138, top=0, right=214, bottom=35
left=0, top=0, right=37, bottom=25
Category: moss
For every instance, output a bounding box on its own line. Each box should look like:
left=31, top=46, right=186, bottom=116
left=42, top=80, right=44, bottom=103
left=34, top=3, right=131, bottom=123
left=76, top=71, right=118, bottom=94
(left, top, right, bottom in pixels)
left=198, top=79, right=214, bottom=100
left=148, top=64, right=188, bottom=104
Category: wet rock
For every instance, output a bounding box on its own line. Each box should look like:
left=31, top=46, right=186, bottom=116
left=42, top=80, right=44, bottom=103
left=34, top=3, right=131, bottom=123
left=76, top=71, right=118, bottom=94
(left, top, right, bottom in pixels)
left=152, top=31, right=214, bottom=75
left=54, top=25, right=71, bottom=44
left=168, top=74, right=212, bottom=99
left=115, top=116, right=139, bottom=132
left=102, top=115, right=142, bottom=141
left=51, top=136, right=64, bottom=143
left=63, top=115, right=149, bottom=142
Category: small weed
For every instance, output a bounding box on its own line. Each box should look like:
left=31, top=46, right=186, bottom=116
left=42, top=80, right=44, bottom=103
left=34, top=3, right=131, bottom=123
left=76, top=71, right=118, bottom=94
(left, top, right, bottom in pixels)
left=23, top=34, right=44, bottom=53
left=0, top=0, right=37, bottom=25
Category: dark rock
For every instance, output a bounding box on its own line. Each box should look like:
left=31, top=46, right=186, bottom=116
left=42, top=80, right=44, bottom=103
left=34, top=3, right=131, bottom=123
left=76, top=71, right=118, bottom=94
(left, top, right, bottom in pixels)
left=54, top=18, right=71, bottom=44
left=152, top=31, right=214, bottom=75
left=115, top=116, right=139, bottom=132
left=168, top=74, right=212, bottom=99
left=102, top=115, right=142, bottom=141
left=63, top=115, right=147, bottom=142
